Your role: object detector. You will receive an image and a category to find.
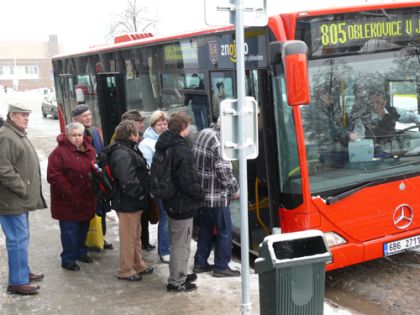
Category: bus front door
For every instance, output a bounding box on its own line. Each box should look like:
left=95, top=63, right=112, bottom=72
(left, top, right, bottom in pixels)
left=209, top=69, right=274, bottom=253
left=96, top=73, right=126, bottom=145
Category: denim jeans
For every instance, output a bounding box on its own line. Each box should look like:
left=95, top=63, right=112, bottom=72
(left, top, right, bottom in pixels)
left=0, top=213, right=31, bottom=285
left=156, top=199, right=170, bottom=256
left=194, top=206, right=233, bottom=271
left=59, top=220, right=90, bottom=265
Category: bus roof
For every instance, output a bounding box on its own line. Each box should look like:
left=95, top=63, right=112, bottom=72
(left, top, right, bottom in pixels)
left=52, top=25, right=234, bottom=60
left=52, top=0, right=420, bottom=60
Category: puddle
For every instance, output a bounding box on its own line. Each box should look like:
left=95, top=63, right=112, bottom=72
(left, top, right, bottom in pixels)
left=326, top=287, right=390, bottom=315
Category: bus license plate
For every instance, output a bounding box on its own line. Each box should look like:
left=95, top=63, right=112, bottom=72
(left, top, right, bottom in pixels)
left=384, top=235, right=420, bottom=256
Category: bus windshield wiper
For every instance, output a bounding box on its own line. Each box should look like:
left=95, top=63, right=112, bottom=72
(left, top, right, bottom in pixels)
left=324, top=160, right=420, bottom=204
left=364, top=159, right=420, bottom=173
left=326, top=163, right=420, bottom=204
left=326, top=178, right=387, bottom=205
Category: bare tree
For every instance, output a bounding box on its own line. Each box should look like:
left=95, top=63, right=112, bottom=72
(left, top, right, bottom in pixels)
left=107, top=0, right=157, bottom=40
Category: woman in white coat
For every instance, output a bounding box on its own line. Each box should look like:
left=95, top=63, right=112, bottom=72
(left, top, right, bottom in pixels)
left=139, top=110, right=170, bottom=263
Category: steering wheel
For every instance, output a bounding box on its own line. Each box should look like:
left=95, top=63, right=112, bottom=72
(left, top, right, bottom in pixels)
left=393, top=124, right=420, bottom=153
left=396, top=123, right=420, bottom=134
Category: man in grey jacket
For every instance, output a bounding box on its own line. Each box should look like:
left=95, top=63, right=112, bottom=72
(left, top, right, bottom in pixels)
left=0, top=103, right=46, bottom=295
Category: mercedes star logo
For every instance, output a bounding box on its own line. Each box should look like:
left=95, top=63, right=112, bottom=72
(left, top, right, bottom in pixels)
left=393, top=204, right=414, bottom=230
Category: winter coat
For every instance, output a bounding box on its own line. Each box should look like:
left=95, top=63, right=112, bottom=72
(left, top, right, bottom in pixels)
left=193, top=124, right=239, bottom=208
left=47, top=134, right=96, bottom=221
left=139, top=126, right=160, bottom=166
left=87, top=127, right=104, bottom=155
left=109, top=140, right=150, bottom=212
left=155, top=130, right=204, bottom=220
left=0, top=121, right=46, bottom=214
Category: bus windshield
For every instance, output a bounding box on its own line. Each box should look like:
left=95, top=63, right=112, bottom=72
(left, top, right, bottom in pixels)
left=297, top=7, right=420, bottom=197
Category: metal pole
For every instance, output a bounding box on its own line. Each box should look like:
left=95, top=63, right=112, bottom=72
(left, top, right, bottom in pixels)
left=235, top=0, right=251, bottom=314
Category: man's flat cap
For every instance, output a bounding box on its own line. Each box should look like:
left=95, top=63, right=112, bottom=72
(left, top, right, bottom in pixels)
left=71, top=104, right=90, bottom=117
left=8, top=103, right=32, bottom=113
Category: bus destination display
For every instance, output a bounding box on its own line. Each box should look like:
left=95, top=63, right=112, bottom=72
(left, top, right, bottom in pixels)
left=300, top=9, right=420, bottom=57
left=319, top=17, right=417, bottom=47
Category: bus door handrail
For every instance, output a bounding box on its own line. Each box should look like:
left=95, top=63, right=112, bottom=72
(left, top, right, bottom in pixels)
left=252, top=177, right=270, bottom=236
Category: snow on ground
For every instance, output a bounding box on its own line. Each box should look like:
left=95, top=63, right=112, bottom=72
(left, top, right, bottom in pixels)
left=110, top=209, right=357, bottom=314
left=0, top=90, right=360, bottom=314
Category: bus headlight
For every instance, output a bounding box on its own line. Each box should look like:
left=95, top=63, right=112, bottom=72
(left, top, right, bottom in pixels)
left=324, top=232, right=347, bottom=247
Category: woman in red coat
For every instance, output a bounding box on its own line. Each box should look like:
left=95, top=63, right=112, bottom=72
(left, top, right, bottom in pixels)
left=47, top=122, right=96, bottom=271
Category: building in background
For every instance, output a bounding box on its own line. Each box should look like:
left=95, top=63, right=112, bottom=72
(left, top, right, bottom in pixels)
left=0, top=35, right=62, bottom=91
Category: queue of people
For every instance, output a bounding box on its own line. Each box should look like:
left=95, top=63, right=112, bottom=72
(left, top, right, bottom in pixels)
left=114, top=109, right=156, bottom=253
left=108, top=120, right=153, bottom=281
left=72, top=105, right=113, bottom=250
left=155, top=112, right=205, bottom=292
left=47, top=122, right=96, bottom=271
left=139, top=111, right=170, bottom=263
left=192, top=119, right=240, bottom=277
left=0, top=103, right=46, bottom=295
left=0, top=103, right=241, bottom=296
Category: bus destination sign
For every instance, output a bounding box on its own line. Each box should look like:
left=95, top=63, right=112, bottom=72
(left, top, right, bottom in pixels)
left=317, top=15, right=420, bottom=47
left=299, top=9, right=420, bottom=57
left=164, top=41, right=199, bottom=64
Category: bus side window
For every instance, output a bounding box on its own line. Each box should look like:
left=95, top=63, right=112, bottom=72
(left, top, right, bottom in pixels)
left=210, top=71, right=235, bottom=122
left=245, top=70, right=260, bottom=100
left=183, top=73, right=208, bottom=131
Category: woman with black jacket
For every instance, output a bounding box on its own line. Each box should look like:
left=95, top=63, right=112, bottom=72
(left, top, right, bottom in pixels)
left=109, top=120, right=153, bottom=281
left=155, top=112, right=204, bottom=292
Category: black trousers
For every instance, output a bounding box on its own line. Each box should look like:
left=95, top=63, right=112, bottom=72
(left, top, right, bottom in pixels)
left=141, top=212, right=149, bottom=246
left=101, top=214, right=107, bottom=236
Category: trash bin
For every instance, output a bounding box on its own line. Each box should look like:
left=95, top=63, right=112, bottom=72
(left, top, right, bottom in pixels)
left=254, top=230, right=331, bottom=315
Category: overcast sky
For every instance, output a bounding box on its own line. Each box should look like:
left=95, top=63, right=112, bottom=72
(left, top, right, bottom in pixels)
left=0, top=0, right=408, bottom=53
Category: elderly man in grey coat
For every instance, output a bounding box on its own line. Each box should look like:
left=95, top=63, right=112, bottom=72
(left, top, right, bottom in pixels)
left=0, top=103, right=46, bottom=295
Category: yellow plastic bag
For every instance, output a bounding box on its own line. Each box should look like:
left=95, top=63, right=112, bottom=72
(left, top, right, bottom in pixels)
left=85, top=215, right=104, bottom=250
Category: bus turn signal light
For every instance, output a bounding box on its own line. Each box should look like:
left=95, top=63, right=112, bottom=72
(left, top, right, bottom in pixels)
left=324, top=232, right=347, bottom=247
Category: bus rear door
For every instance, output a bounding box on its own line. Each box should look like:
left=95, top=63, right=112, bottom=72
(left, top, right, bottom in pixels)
left=96, top=73, right=126, bottom=144
left=59, top=74, right=75, bottom=122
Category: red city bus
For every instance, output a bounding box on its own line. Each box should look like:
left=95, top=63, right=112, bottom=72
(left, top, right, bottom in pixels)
left=52, top=1, right=420, bottom=270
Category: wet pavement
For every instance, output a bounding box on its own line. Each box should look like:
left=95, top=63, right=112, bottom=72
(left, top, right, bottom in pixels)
left=326, top=249, right=420, bottom=315
left=0, top=91, right=263, bottom=315
left=1, top=91, right=419, bottom=315
left=0, top=210, right=257, bottom=314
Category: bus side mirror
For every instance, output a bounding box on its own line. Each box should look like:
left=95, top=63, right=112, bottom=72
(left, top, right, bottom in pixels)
left=270, top=41, right=310, bottom=106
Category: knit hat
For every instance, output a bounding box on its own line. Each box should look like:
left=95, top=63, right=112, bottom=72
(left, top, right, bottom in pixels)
left=71, top=104, right=90, bottom=117
left=8, top=102, right=32, bottom=113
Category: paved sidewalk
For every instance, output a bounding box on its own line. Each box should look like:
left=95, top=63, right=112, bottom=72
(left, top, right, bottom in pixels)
left=0, top=202, right=260, bottom=315
left=0, top=93, right=260, bottom=315
left=0, top=92, right=353, bottom=315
